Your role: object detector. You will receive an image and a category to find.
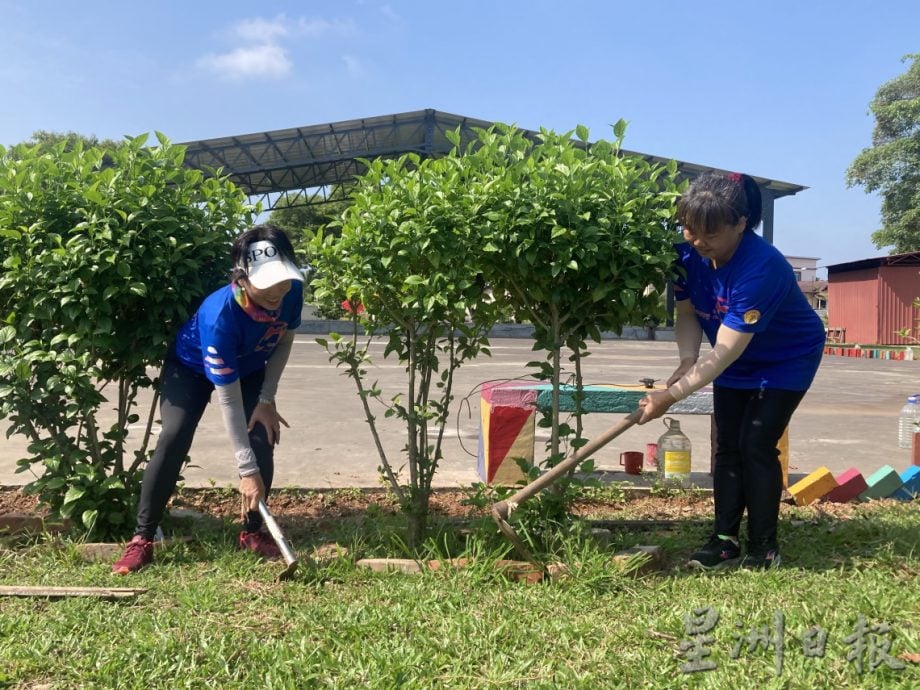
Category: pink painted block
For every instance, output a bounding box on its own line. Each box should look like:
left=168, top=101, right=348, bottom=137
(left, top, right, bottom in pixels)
left=824, top=468, right=868, bottom=504
left=482, top=382, right=538, bottom=407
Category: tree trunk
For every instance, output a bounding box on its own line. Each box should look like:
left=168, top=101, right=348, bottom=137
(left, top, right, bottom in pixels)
left=549, top=306, right=562, bottom=462
left=406, top=486, right=429, bottom=550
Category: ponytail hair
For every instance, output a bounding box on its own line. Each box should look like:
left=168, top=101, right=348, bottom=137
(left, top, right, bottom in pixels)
left=677, top=172, right=762, bottom=234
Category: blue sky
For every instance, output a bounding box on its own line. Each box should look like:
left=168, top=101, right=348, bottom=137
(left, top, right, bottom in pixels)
left=1, top=1, right=917, bottom=271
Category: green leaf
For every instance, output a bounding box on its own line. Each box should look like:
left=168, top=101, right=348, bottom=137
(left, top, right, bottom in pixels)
left=0, top=228, right=22, bottom=239
left=81, top=509, right=99, bottom=530
left=0, top=325, right=15, bottom=345
left=575, top=124, right=590, bottom=142
left=62, top=485, right=87, bottom=505
left=620, top=288, right=636, bottom=309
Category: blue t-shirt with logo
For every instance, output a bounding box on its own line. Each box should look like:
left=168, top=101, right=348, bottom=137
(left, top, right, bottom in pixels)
left=174, top=282, right=303, bottom=386
left=674, top=231, right=824, bottom=390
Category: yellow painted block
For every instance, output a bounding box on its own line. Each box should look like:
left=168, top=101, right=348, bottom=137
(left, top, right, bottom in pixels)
left=788, top=466, right=838, bottom=506
left=492, top=417, right=534, bottom=485
left=777, top=427, right=789, bottom=488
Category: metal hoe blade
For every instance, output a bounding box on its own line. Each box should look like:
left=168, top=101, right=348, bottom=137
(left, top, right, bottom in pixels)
left=491, top=409, right=642, bottom=560
left=490, top=503, right=536, bottom=563
left=257, top=499, right=299, bottom=581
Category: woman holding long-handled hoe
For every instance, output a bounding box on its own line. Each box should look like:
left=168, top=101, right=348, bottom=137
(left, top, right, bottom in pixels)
left=638, top=173, right=824, bottom=571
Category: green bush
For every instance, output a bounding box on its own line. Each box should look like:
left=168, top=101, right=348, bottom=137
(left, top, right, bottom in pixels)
left=0, top=133, right=253, bottom=537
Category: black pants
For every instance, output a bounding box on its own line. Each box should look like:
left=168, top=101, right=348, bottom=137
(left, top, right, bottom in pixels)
left=134, top=358, right=274, bottom=539
left=712, top=386, right=806, bottom=549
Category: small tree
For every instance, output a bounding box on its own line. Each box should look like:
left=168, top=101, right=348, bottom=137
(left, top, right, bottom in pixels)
left=0, top=134, right=253, bottom=537
left=471, top=123, right=681, bottom=513
left=310, top=151, right=502, bottom=547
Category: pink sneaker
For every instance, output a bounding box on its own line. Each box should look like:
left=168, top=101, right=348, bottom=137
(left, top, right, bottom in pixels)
left=238, top=530, right=281, bottom=560
left=112, top=535, right=154, bottom=575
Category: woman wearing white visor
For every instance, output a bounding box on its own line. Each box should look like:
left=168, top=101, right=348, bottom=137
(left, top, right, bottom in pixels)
left=114, top=224, right=303, bottom=574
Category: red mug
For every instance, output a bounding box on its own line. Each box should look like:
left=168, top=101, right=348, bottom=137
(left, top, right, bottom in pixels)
left=620, top=451, right=643, bottom=475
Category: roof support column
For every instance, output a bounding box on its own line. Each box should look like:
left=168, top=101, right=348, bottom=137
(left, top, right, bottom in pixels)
left=760, top=186, right=775, bottom=244
left=423, top=109, right=435, bottom=155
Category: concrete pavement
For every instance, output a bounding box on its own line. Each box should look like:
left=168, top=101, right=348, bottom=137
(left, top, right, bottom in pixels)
left=2, top=334, right=918, bottom=491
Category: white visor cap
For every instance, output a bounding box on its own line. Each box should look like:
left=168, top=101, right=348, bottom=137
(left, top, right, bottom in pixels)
left=241, top=241, right=304, bottom=289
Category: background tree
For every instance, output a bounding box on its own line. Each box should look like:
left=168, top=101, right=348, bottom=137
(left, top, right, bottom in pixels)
left=847, top=53, right=920, bottom=254
left=25, top=130, right=122, bottom=151
left=268, top=187, right=351, bottom=247
left=0, top=134, right=253, bottom=537
left=271, top=187, right=353, bottom=320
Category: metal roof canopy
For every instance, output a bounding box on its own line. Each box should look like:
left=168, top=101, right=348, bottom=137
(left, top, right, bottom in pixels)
left=179, top=108, right=807, bottom=243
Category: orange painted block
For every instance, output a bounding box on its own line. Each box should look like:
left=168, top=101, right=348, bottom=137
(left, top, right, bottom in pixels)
left=788, top=466, right=839, bottom=506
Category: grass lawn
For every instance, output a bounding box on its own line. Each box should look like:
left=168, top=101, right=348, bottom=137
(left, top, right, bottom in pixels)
left=0, top=492, right=917, bottom=689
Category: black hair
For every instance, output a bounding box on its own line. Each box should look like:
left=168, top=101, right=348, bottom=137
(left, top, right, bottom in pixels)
left=676, top=172, right=763, bottom=235
left=230, top=224, right=298, bottom=281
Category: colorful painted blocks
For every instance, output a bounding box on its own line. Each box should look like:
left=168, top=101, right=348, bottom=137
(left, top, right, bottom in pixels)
left=893, top=465, right=920, bottom=500
left=824, top=468, right=869, bottom=504
left=788, top=467, right=838, bottom=506
left=858, top=465, right=904, bottom=502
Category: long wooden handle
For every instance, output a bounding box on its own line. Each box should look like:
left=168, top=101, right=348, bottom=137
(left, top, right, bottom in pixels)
left=501, top=408, right=643, bottom=509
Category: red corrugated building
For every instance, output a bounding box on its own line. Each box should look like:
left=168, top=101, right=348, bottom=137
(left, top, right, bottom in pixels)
left=826, top=252, right=920, bottom=345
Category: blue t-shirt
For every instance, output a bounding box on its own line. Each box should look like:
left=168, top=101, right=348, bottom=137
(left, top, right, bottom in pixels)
left=674, top=231, right=824, bottom=390
left=174, top=282, right=303, bottom=386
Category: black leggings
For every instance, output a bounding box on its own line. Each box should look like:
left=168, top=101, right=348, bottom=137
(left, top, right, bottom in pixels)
left=712, top=386, right=806, bottom=549
left=134, top=358, right=274, bottom=539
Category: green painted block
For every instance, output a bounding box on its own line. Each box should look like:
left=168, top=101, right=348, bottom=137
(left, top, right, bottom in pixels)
left=534, top=385, right=644, bottom=413
left=858, top=465, right=904, bottom=501
left=533, top=385, right=713, bottom=414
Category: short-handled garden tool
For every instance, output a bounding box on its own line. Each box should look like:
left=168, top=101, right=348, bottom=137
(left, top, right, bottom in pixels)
left=257, top=499, right=299, bottom=581
left=491, top=408, right=643, bottom=562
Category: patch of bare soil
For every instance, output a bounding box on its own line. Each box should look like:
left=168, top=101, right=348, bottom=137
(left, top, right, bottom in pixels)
left=0, top=485, right=874, bottom=527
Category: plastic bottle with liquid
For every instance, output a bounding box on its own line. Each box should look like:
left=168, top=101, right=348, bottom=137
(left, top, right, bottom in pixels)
left=898, top=394, right=920, bottom=449
left=657, top=417, right=692, bottom=488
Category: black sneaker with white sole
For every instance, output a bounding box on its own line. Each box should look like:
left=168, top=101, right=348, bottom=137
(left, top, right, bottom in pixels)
left=739, top=547, right=782, bottom=570
left=687, top=535, right=741, bottom=570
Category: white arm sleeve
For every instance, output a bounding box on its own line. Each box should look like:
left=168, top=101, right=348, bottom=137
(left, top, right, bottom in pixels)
left=667, top=325, right=753, bottom=401
left=674, top=298, right=703, bottom=363
left=259, top=330, right=294, bottom=403
left=215, top=382, right=260, bottom=477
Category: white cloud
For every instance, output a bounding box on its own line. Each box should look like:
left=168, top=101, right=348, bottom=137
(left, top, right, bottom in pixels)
left=342, top=54, right=364, bottom=77
left=197, top=43, right=292, bottom=80
left=233, top=16, right=289, bottom=42
left=295, top=17, right=357, bottom=37
left=197, top=15, right=357, bottom=81
left=379, top=5, right=400, bottom=22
